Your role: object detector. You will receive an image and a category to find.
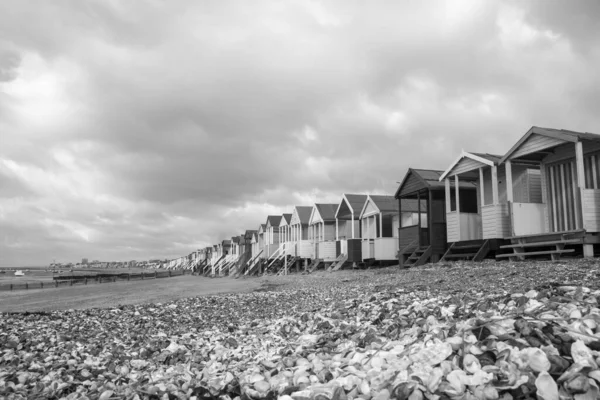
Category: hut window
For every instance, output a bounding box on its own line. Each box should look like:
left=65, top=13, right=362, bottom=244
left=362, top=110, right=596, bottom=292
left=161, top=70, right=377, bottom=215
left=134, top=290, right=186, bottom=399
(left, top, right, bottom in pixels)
left=400, top=212, right=428, bottom=228
left=450, top=189, right=478, bottom=213
left=584, top=153, right=600, bottom=189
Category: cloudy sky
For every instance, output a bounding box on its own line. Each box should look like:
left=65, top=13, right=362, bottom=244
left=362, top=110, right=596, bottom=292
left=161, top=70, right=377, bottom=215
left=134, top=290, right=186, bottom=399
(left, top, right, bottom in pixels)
left=1, top=1, right=599, bottom=266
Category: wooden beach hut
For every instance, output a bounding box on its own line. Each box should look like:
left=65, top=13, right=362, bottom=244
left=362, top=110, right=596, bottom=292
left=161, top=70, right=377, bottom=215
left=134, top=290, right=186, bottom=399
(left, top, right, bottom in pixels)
left=251, top=229, right=261, bottom=260
left=289, top=206, right=313, bottom=259
left=265, top=215, right=282, bottom=259
left=217, top=239, right=232, bottom=275
left=335, top=194, right=367, bottom=264
left=257, top=224, right=267, bottom=259
left=395, top=169, right=457, bottom=266
left=278, top=214, right=293, bottom=256
left=231, top=236, right=241, bottom=259
left=209, top=244, right=221, bottom=275
left=495, top=126, right=600, bottom=259
left=234, top=230, right=255, bottom=274
left=202, top=246, right=213, bottom=275
left=438, top=150, right=540, bottom=260
left=359, top=195, right=401, bottom=263
left=308, top=203, right=338, bottom=264
left=359, top=195, right=426, bottom=263
left=227, top=236, right=241, bottom=274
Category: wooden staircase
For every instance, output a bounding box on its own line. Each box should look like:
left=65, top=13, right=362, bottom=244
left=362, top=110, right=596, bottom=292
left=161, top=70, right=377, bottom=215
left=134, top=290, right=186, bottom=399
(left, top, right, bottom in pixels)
left=496, top=231, right=585, bottom=261
left=277, top=256, right=299, bottom=275
left=264, top=247, right=285, bottom=274
left=403, top=245, right=433, bottom=267
left=308, top=258, right=323, bottom=272
left=328, top=254, right=349, bottom=271
left=243, top=250, right=264, bottom=276
left=440, top=240, right=490, bottom=262
left=245, top=259, right=265, bottom=276
left=207, top=255, right=225, bottom=276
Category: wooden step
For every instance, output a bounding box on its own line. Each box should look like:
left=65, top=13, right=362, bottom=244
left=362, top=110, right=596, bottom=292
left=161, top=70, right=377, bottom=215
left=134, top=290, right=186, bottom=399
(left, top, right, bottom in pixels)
left=496, top=249, right=575, bottom=258
left=443, top=253, right=476, bottom=259
left=507, top=229, right=585, bottom=240
left=452, top=244, right=482, bottom=250
left=500, top=239, right=581, bottom=249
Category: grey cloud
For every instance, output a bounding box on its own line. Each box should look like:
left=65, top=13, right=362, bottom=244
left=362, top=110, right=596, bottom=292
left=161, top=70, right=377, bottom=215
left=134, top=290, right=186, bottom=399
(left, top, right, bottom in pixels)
left=1, top=0, right=599, bottom=267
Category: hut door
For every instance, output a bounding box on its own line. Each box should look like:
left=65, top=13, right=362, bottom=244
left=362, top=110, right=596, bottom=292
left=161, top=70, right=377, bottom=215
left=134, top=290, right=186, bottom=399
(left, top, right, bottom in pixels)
left=547, top=160, right=579, bottom=232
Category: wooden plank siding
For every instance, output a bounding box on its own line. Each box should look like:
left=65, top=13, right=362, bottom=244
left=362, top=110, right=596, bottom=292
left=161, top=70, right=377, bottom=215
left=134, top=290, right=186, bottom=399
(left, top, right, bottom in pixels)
left=338, top=220, right=360, bottom=239
left=481, top=204, right=511, bottom=239
left=448, top=157, right=486, bottom=176
left=362, top=201, right=379, bottom=217
left=510, top=134, right=566, bottom=159
left=375, top=238, right=398, bottom=260
left=529, top=170, right=543, bottom=202
left=318, top=242, right=337, bottom=262
left=399, top=173, right=423, bottom=197
left=582, top=189, right=600, bottom=232
left=399, top=225, right=419, bottom=251
left=297, top=240, right=313, bottom=258
left=446, top=212, right=459, bottom=242
left=362, top=240, right=371, bottom=259
left=324, top=223, right=336, bottom=241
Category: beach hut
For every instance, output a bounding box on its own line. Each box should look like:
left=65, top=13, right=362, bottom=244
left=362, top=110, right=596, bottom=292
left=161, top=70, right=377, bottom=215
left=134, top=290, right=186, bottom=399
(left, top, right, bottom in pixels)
left=395, top=169, right=470, bottom=266
left=232, top=231, right=255, bottom=274
left=257, top=224, right=267, bottom=259
left=335, top=194, right=367, bottom=264
left=359, top=195, right=400, bottom=263
left=359, top=195, right=425, bottom=263
left=265, top=216, right=282, bottom=259
left=278, top=214, right=293, bottom=256
left=217, top=239, right=233, bottom=274
left=496, top=126, right=600, bottom=259
left=251, top=229, right=261, bottom=259
left=309, top=204, right=339, bottom=264
left=241, top=230, right=255, bottom=258
left=231, top=236, right=241, bottom=259
left=289, top=206, right=313, bottom=259
left=437, top=150, right=538, bottom=260
left=209, top=244, right=220, bottom=275
left=227, top=236, right=241, bottom=273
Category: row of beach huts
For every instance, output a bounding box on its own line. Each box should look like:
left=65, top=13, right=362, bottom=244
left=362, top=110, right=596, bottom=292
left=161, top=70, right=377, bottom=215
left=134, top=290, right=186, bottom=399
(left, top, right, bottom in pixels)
left=176, top=126, right=599, bottom=276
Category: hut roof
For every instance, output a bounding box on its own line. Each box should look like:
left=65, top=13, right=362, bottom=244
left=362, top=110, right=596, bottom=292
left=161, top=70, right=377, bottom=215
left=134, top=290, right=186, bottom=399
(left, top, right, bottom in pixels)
left=500, top=126, right=600, bottom=163
left=314, top=203, right=338, bottom=222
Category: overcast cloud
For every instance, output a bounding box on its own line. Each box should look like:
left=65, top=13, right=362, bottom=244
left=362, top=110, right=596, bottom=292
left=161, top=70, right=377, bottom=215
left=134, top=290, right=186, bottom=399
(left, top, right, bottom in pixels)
left=1, top=0, right=599, bottom=266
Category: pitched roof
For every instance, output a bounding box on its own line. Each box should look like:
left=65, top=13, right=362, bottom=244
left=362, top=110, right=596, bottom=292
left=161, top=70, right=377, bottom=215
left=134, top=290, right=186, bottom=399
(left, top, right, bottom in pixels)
left=221, top=239, right=231, bottom=246
left=395, top=168, right=477, bottom=198
left=501, top=126, right=600, bottom=163
left=361, top=194, right=427, bottom=217
left=439, top=151, right=503, bottom=180
left=368, top=195, right=398, bottom=212
left=231, top=236, right=241, bottom=244
left=314, top=203, right=338, bottom=221
left=295, top=206, right=313, bottom=224
left=340, top=194, right=367, bottom=214
left=266, top=215, right=281, bottom=227
left=470, top=153, right=502, bottom=163
left=281, top=213, right=292, bottom=225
